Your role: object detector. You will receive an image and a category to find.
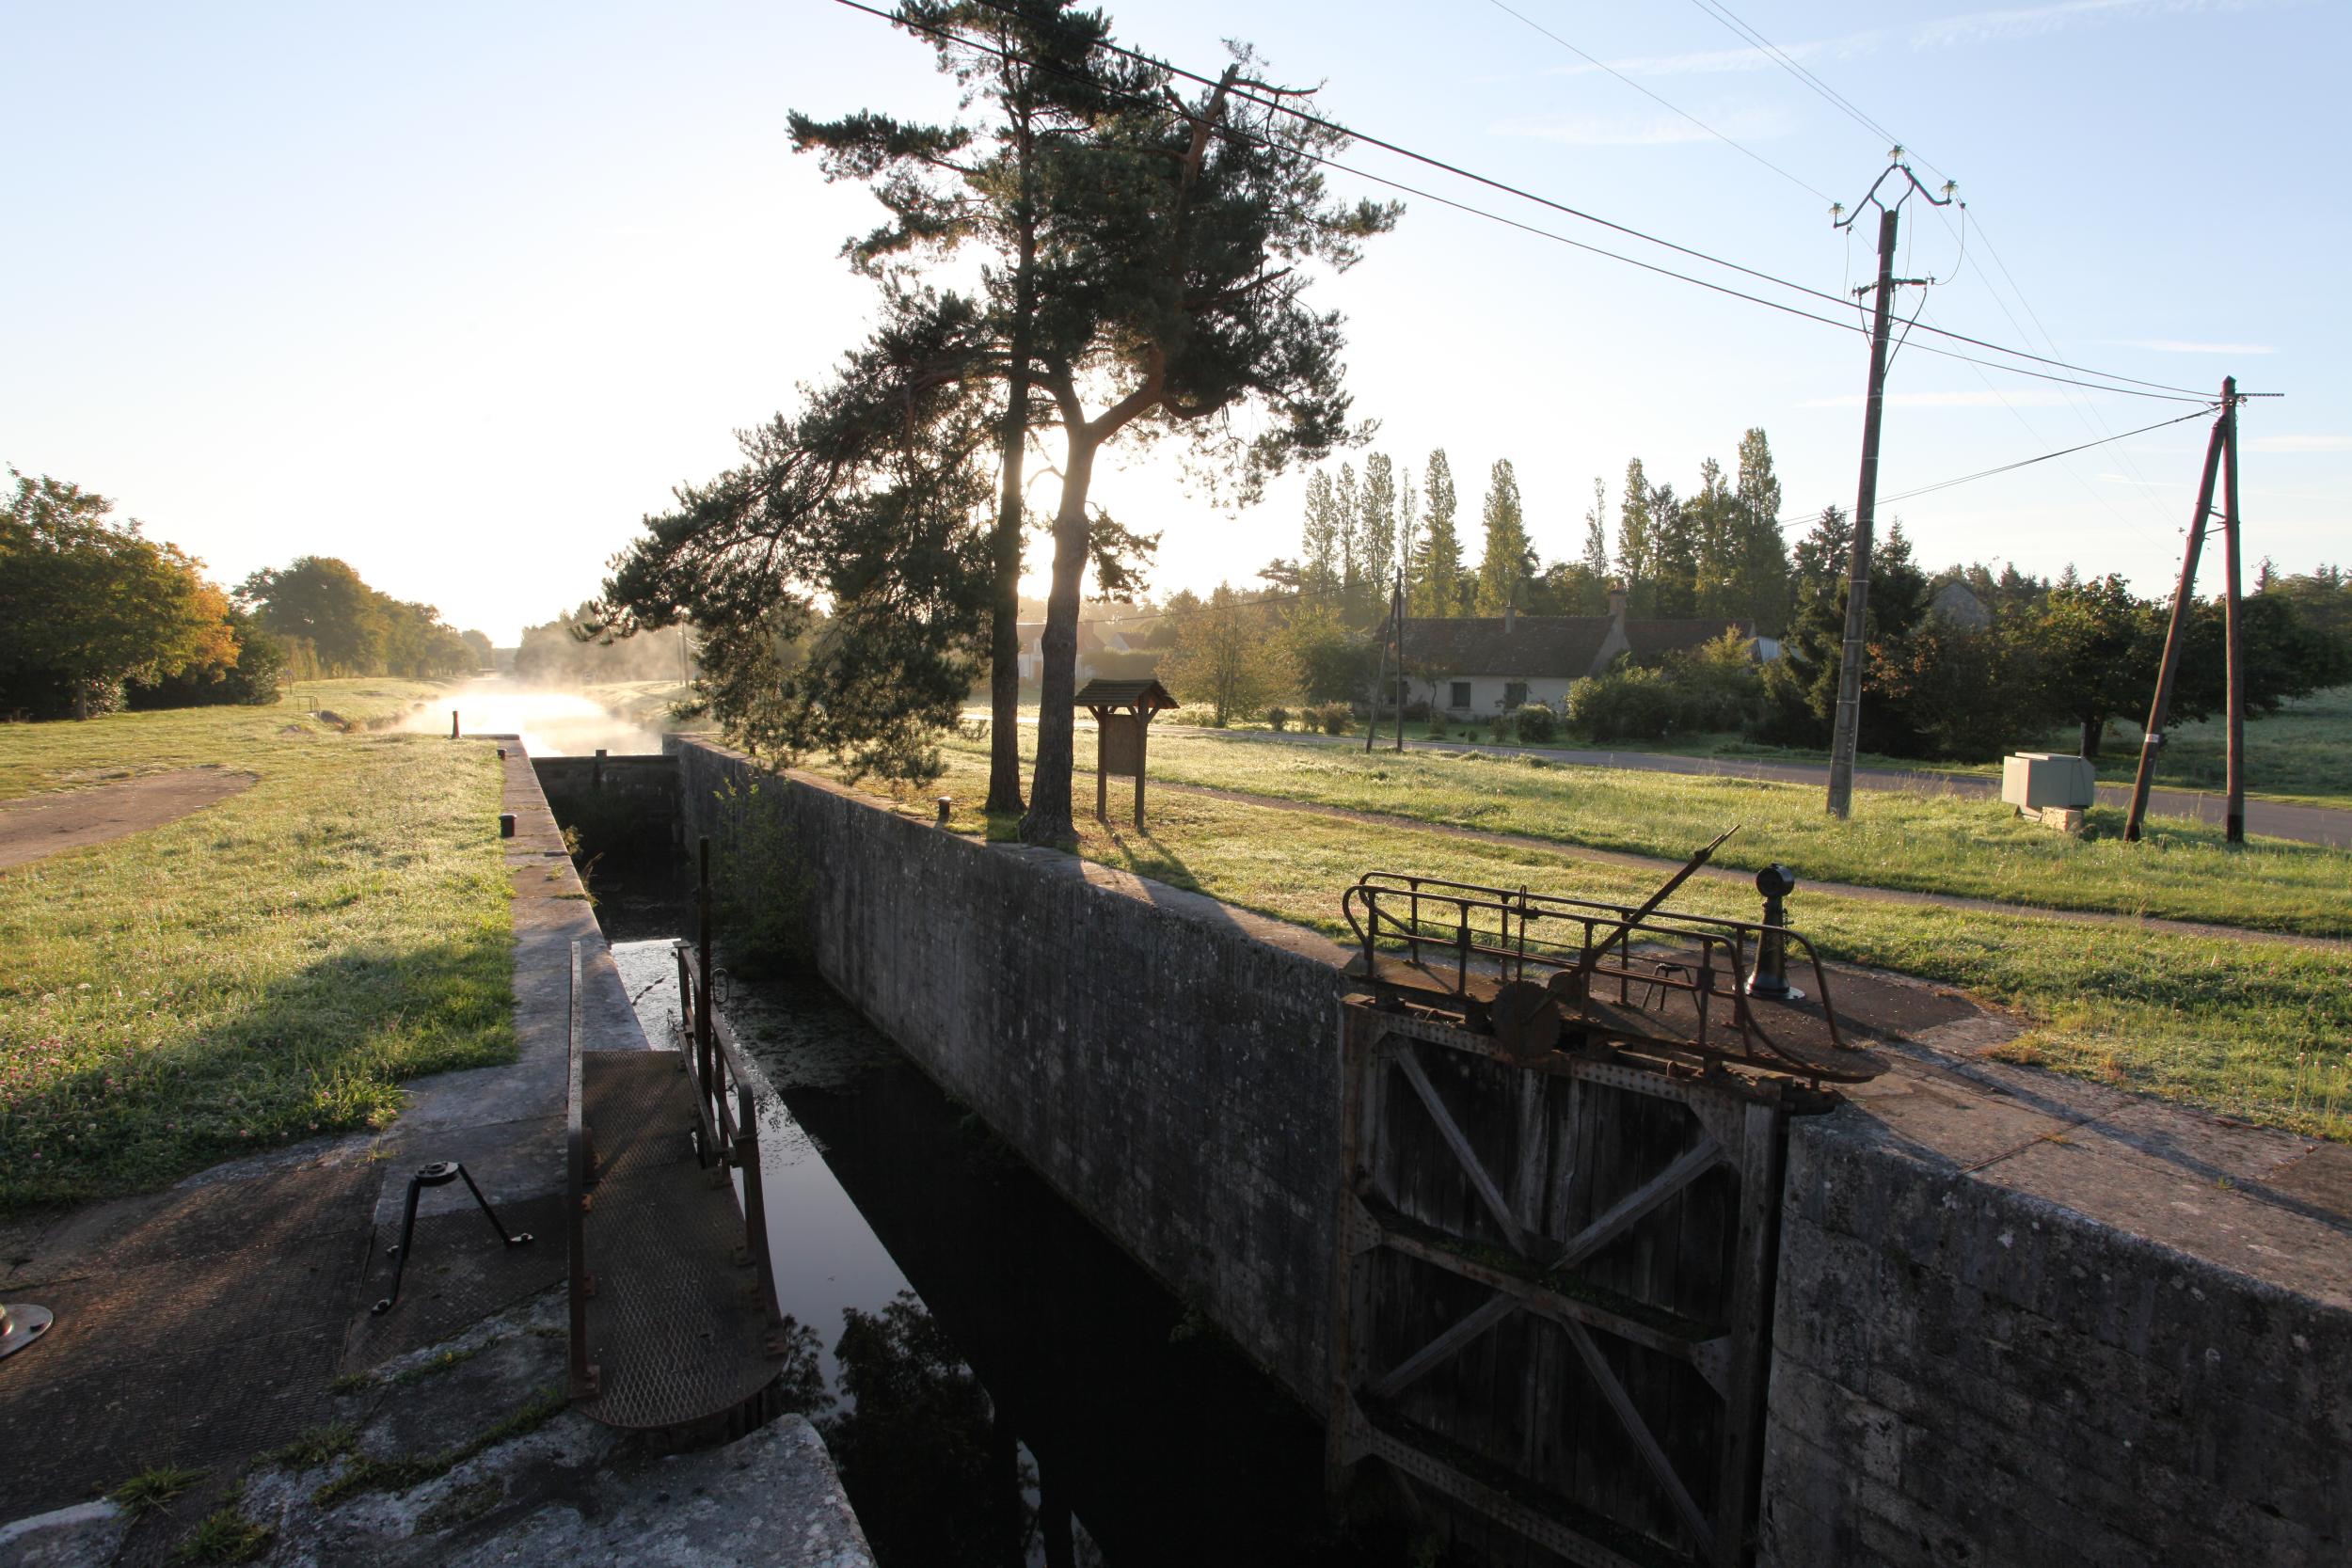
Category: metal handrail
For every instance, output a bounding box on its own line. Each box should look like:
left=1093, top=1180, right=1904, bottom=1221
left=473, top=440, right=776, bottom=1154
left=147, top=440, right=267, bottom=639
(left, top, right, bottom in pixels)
left=674, top=937, right=782, bottom=1329
left=1341, top=870, right=1851, bottom=1080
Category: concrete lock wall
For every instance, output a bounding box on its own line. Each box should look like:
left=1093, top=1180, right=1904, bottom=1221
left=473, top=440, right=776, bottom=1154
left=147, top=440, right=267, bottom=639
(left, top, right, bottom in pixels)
left=1761, top=1111, right=2350, bottom=1568
left=667, top=738, right=2349, bottom=1562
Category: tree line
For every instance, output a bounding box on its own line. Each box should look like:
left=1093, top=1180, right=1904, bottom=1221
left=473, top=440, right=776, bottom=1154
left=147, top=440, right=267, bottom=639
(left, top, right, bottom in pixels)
left=2, top=467, right=482, bottom=721
left=1274, top=431, right=1795, bottom=635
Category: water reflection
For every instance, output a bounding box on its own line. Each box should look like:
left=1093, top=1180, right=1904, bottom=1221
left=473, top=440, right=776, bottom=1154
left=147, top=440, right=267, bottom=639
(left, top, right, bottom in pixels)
left=401, top=677, right=670, bottom=755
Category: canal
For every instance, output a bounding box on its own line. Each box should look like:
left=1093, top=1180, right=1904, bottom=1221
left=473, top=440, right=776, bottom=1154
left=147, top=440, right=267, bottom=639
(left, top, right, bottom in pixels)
left=592, top=855, right=1424, bottom=1568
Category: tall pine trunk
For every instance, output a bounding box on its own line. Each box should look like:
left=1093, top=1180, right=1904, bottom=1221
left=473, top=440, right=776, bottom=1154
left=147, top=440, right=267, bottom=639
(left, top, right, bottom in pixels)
left=1020, top=433, right=1098, bottom=845
left=986, top=226, right=1037, bottom=816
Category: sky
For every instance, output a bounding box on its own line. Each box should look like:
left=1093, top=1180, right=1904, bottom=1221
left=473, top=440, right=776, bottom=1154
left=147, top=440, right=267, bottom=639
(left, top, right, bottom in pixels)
left=6, top=0, right=2346, bottom=643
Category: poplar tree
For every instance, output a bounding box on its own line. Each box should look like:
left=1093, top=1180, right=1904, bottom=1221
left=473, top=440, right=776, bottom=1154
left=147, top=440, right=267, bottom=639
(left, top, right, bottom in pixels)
left=1359, top=452, right=1398, bottom=624
left=1395, top=467, right=1418, bottom=611
left=1333, top=462, right=1362, bottom=617
left=1298, top=469, right=1340, bottom=602
left=1581, top=478, right=1612, bottom=589
left=1413, top=448, right=1462, bottom=617
left=1473, top=458, right=1532, bottom=614
left=1733, top=427, right=1791, bottom=635
left=1617, top=457, right=1653, bottom=615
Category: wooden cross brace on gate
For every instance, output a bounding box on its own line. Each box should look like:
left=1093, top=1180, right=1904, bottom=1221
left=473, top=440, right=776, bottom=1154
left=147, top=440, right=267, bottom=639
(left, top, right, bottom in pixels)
left=1327, top=999, right=1792, bottom=1568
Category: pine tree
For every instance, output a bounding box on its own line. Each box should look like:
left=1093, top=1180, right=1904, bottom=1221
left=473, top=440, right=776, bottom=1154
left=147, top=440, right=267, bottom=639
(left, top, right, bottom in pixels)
left=1473, top=458, right=1533, bottom=615
left=1413, top=449, right=1463, bottom=618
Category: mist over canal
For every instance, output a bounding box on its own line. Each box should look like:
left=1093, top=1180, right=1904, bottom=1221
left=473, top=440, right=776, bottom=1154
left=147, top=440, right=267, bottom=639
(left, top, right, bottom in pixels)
left=401, top=678, right=670, bottom=756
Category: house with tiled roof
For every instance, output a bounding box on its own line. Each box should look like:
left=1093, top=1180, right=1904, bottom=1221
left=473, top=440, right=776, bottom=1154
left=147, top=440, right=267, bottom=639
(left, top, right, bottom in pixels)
left=1403, top=588, right=1752, bottom=718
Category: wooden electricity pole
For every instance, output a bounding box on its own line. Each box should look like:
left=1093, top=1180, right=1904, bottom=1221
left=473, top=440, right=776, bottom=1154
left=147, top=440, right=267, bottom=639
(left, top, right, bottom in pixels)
left=2123, top=381, right=2232, bottom=844
left=1825, top=160, right=1950, bottom=818
left=2220, top=382, right=2246, bottom=843
left=1824, top=205, right=1899, bottom=818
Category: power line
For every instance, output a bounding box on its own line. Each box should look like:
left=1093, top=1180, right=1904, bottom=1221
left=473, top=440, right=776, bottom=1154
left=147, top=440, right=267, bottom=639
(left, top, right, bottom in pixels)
left=1668, top=0, right=2201, bottom=523
left=856, top=0, right=2218, bottom=402
left=1479, top=0, right=1833, bottom=203
left=1679, top=0, right=1931, bottom=176
left=1877, top=404, right=2217, bottom=505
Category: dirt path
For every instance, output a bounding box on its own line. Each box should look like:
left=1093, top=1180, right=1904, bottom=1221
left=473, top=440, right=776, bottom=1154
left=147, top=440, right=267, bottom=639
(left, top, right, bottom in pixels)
left=0, top=767, right=257, bottom=871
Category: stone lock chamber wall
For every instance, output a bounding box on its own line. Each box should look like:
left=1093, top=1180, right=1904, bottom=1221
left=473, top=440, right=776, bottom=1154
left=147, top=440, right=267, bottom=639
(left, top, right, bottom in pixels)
left=670, top=738, right=2350, bottom=1565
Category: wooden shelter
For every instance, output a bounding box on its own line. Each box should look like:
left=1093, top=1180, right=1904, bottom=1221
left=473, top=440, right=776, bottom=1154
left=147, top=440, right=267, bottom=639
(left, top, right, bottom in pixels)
left=1075, top=678, right=1176, bottom=827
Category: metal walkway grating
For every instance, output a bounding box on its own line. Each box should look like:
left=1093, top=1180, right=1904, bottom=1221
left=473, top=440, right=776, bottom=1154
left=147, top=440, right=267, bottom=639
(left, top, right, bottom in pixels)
left=572, top=1043, right=781, bottom=1430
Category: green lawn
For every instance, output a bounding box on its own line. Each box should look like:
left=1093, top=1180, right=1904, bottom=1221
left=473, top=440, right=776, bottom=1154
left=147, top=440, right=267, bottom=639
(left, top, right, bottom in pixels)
left=938, top=723, right=2352, bottom=940
left=0, top=683, right=513, bottom=1210
left=838, top=750, right=2352, bottom=1145
left=1610, top=687, right=2352, bottom=809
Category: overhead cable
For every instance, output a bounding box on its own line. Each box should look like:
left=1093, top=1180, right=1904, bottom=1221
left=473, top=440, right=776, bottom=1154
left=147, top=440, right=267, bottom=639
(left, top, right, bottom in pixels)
left=847, top=0, right=2215, bottom=403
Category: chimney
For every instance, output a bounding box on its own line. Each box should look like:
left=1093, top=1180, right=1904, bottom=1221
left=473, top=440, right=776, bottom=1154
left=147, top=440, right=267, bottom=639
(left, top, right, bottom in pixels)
left=1504, top=601, right=1516, bottom=634
left=1606, top=582, right=1628, bottom=625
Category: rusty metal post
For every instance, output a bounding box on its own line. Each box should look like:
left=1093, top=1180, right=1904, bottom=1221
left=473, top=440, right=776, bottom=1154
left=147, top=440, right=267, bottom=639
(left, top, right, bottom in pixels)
left=451, top=709, right=460, bottom=739
left=696, top=836, right=714, bottom=1087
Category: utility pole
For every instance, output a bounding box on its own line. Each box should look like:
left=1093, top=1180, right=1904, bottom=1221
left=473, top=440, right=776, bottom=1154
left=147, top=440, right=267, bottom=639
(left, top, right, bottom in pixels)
left=1825, top=158, right=1949, bottom=818
left=2123, top=384, right=2231, bottom=843
left=2220, top=378, right=2246, bottom=843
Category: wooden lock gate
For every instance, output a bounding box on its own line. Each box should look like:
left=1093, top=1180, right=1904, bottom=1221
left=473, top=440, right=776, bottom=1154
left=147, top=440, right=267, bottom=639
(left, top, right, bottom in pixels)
left=1327, top=996, right=1812, bottom=1568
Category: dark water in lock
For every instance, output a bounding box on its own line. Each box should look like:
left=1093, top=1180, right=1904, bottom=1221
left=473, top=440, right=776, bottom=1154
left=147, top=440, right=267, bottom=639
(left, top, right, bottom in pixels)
left=591, top=856, right=1420, bottom=1568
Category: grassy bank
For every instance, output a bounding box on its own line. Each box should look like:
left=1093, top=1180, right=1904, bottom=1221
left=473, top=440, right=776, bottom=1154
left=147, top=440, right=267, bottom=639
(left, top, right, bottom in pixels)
left=0, top=683, right=513, bottom=1210
left=829, top=748, right=2352, bottom=1144
left=0, top=679, right=449, bottom=800
left=937, top=724, right=2352, bottom=940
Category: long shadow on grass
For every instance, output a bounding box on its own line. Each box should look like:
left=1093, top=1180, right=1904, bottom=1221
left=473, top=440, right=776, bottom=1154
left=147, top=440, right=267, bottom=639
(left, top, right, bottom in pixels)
left=0, top=931, right=515, bottom=1213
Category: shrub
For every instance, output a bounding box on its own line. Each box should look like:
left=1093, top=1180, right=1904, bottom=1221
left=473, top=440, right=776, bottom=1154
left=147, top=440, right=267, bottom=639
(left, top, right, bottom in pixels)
left=1401, top=698, right=1432, bottom=722
left=1168, top=703, right=1222, bottom=728
left=1568, top=665, right=1681, bottom=742
left=1486, top=712, right=1517, bottom=744
left=1314, top=701, right=1354, bottom=736
left=1514, top=703, right=1559, bottom=743
left=1266, top=705, right=1291, bottom=733
left=711, top=775, right=814, bottom=977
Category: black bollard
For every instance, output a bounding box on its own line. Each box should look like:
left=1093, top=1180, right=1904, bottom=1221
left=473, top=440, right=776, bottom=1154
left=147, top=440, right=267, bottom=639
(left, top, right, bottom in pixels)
left=1744, top=863, right=1804, bottom=1002
left=936, top=796, right=952, bottom=826
left=499, top=812, right=516, bottom=839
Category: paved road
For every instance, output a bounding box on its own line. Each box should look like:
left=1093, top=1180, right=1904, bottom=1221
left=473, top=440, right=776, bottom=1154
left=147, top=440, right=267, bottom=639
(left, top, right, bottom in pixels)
left=1163, top=726, right=2352, bottom=849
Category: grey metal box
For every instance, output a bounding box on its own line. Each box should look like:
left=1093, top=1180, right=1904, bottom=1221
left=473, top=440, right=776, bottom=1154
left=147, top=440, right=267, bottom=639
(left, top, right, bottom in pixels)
left=2002, top=752, right=2096, bottom=811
